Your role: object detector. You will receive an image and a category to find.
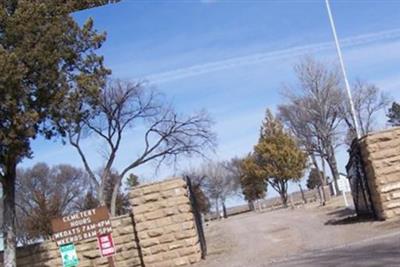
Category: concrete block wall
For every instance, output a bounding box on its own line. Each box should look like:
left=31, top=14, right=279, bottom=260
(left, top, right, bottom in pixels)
left=0, top=178, right=201, bottom=267
left=130, top=178, right=202, bottom=267
left=359, top=127, right=400, bottom=220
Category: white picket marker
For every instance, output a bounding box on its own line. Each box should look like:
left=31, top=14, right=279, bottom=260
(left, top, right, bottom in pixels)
left=342, top=190, right=349, bottom=207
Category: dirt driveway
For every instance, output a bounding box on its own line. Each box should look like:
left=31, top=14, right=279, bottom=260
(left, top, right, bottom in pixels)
left=195, top=199, right=400, bottom=267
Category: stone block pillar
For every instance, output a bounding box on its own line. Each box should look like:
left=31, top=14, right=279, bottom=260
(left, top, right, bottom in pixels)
left=130, top=178, right=202, bottom=267
left=360, top=127, right=400, bottom=219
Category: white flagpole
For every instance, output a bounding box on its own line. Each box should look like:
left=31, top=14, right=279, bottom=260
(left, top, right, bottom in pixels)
left=325, top=0, right=361, bottom=139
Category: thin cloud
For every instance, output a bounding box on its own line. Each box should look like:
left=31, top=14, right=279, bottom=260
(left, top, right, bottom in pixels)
left=143, top=28, right=400, bottom=84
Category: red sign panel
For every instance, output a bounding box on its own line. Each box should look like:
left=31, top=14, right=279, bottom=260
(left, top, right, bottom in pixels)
left=97, top=233, right=116, bottom=257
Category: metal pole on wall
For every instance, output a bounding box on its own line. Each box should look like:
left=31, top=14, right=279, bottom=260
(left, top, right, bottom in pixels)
left=108, top=257, right=115, bottom=267
left=325, top=0, right=361, bottom=139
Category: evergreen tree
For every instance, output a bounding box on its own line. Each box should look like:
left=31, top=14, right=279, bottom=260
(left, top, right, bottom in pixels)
left=387, top=102, right=400, bottom=127
left=192, top=185, right=211, bottom=214
left=306, top=168, right=323, bottom=190
left=239, top=155, right=267, bottom=207
left=252, top=110, right=307, bottom=207
left=0, top=1, right=108, bottom=265
left=79, top=191, right=100, bottom=211
left=126, top=173, right=140, bottom=188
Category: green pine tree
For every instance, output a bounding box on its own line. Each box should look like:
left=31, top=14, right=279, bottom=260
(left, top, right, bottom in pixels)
left=387, top=102, right=400, bottom=127
left=306, top=168, right=323, bottom=190
left=126, top=173, right=140, bottom=188
left=0, top=1, right=109, bottom=265
left=252, top=110, right=307, bottom=207
left=239, top=155, right=267, bottom=205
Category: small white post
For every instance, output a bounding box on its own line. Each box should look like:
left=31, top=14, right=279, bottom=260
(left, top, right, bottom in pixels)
left=331, top=182, right=337, bottom=196
left=342, top=190, right=349, bottom=207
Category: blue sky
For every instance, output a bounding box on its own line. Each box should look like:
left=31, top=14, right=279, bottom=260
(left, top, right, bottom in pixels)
left=23, top=0, right=400, bottom=204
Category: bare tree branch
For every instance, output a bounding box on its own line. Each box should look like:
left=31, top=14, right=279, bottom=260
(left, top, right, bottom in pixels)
left=68, top=79, right=216, bottom=215
left=341, top=79, right=391, bottom=142
left=278, top=56, right=343, bottom=193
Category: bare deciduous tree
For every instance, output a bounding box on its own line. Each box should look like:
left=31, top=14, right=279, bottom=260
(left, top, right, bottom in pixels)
left=74, top=169, right=132, bottom=216
left=278, top=99, right=328, bottom=204
left=16, top=163, right=88, bottom=242
left=201, top=161, right=239, bottom=218
left=281, top=57, right=343, bottom=193
left=341, top=80, right=391, bottom=142
left=68, top=79, right=216, bottom=215
left=181, top=169, right=211, bottom=214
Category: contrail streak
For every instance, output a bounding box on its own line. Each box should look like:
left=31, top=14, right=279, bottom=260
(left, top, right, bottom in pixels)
left=143, top=28, right=400, bottom=84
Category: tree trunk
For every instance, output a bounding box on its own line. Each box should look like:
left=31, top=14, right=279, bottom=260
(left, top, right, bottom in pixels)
left=321, top=156, right=330, bottom=201
left=298, top=184, right=307, bottom=204
left=271, top=180, right=289, bottom=208
left=280, top=180, right=288, bottom=208
left=321, top=155, right=327, bottom=184
left=215, top=198, right=220, bottom=220
left=222, top=200, right=227, bottom=218
left=248, top=200, right=255, bottom=211
left=326, top=144, right=340, bottom=195
left=317, top=186, right=322, bottom=203
left=110, top=177, right=122, bottom=217
left=280, top=192, right=288, bottom=208
left=3, top=159, right=17, bottom=267
left=310, top=153, right=326, bottom=205
left=97, top=180, right=106, bottom=207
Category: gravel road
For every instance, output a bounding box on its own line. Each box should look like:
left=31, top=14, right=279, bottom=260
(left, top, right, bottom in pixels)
left=195, top=200, right=400, bottom=267
left=272, top=232, right=400, bottom=267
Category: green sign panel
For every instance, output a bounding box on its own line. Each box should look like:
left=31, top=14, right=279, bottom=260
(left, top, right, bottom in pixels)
left=60, top=243, right=79, bottom=267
